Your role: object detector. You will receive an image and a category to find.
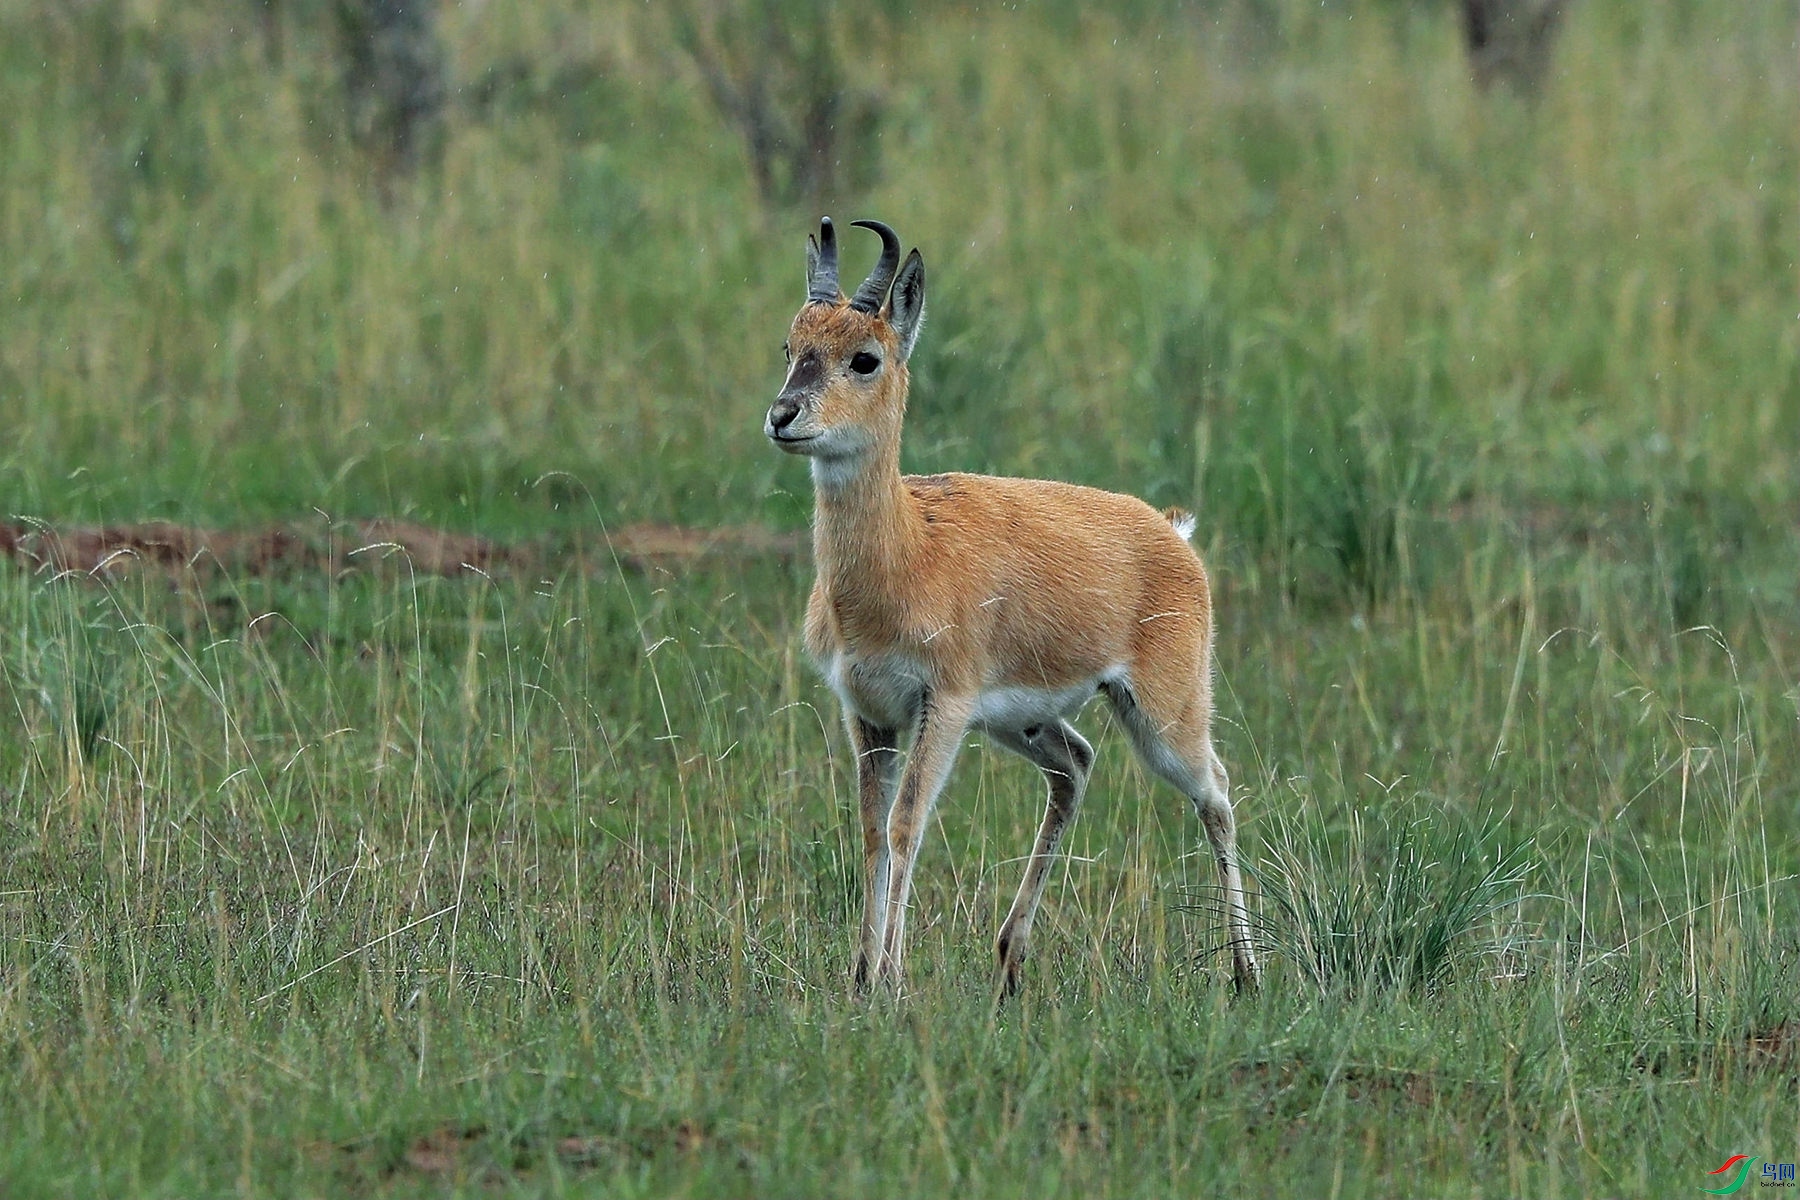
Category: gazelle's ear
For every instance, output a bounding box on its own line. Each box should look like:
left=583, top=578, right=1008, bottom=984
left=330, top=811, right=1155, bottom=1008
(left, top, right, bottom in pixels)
left=887, top=249, right=926, bottom=361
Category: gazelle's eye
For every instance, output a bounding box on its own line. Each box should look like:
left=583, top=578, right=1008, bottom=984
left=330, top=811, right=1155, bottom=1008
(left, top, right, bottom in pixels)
left=782, top=341, right=792, bottom=362
left=850, top=351, right=880, bottom=376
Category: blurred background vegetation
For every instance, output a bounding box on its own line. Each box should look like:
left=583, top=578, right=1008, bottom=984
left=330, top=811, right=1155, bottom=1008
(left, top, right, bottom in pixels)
left=1, top=0, right=1794, bottom=599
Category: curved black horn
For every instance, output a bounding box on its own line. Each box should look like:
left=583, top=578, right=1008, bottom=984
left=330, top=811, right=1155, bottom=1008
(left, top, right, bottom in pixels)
left=807, top=217, right=841, bottom=304
left=848, top=219, right=902, bottom=313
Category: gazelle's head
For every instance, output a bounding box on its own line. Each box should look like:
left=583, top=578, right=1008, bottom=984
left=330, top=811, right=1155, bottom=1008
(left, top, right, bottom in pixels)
left=766, top=218, right=926, bottom=478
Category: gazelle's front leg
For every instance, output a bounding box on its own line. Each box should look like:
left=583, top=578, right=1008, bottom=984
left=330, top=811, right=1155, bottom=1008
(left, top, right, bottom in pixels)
left=848, top=716, right=901, bottom=992
left=876, top=690, right=974, bottom=986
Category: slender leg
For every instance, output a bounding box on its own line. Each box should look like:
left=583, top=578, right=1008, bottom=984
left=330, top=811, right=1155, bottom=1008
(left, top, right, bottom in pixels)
left=1196, top=750, right=1259, bottom=991
left=990, top=720, right=1094, bottom=1001
left=847, top=716, right=901, bottom=993
left=1105, top=683, right=1260, bottom=992
left=876, top=691, right=974, bottom=987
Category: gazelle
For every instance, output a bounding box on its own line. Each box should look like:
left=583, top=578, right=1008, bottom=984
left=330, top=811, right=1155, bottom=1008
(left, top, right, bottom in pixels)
left=766, top=217, right=1259, bottom=997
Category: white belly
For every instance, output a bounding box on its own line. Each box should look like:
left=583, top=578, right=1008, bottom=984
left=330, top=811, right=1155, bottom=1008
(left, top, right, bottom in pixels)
left=969, top=679, right=1099, bottom=732
left=822, top=651, right=1112, bottom=735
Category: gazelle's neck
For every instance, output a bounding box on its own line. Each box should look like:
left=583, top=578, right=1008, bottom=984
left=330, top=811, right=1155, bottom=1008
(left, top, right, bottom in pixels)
left=811, top=443, right=922, bottom=590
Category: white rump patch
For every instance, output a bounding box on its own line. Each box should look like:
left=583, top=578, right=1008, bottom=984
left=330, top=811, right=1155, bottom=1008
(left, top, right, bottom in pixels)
left=1168, top=511, right=1197, bottom=542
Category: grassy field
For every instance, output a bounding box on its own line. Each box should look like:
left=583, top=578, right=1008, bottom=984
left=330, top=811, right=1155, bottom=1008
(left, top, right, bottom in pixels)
left=2, top=0, right=1798, bottom=1195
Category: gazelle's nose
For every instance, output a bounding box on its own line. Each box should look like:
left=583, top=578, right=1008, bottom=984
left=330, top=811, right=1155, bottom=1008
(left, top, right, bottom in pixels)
left=767, top=396, right=802, bottom=434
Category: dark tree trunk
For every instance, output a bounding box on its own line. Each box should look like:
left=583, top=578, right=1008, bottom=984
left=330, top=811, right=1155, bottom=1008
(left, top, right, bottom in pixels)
left=334, top=0, right=447, bottom=179
left=1461, top=0, right=1568, bottom=93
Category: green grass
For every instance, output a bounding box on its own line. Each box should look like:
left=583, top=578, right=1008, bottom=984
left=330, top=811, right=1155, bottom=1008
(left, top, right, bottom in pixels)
left=2, top=0, right=1799, bottom=1195
left=2, top=525, right=1795, bottom=1196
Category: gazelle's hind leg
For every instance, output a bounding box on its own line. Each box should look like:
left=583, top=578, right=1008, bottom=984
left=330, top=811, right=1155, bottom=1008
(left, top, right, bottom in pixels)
left=1104, top=681, right=1260, bottom=991
left=1194, top=747, right=1259, bottom=990
left=989, top=720, right=1094, bottom=1001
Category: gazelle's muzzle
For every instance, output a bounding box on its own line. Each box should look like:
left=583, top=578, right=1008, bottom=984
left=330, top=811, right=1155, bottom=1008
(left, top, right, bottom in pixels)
left=766, top=395, right=806, bottom=441
left=766, top=350, right=826, bottom=446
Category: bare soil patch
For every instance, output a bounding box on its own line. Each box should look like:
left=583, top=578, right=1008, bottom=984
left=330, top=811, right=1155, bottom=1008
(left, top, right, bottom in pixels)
left=0, top=518, right=805, bottom=582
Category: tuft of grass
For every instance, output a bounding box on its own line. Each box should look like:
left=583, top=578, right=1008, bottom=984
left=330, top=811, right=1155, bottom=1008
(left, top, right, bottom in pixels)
left=1249, top=800, right=1536, bottom=994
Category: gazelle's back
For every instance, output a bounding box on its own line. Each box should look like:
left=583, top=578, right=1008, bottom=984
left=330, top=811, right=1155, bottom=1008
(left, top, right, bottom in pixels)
left=892, top=471, right=1212, bottom=686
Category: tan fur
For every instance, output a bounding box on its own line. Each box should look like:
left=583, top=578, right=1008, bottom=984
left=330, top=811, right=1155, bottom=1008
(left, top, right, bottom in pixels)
left=768, top=222, right=1259, bottom=998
